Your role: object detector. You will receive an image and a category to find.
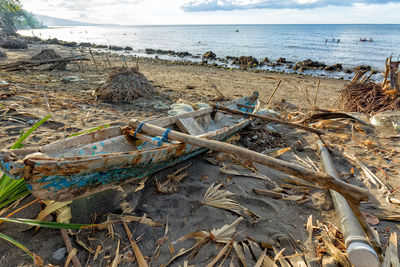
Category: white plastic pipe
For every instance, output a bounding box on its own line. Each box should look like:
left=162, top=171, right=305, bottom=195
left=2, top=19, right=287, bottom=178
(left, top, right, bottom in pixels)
left=317, top=140, right=379, bottom=267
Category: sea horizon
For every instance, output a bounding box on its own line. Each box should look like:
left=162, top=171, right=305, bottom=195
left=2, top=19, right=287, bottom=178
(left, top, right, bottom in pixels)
left=19, top=24, right=400, bottom=80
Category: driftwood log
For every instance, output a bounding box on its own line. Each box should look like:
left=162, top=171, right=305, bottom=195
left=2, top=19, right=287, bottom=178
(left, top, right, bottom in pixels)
left=211, top=104, right=324, bottom=135
left=129, top=119, right=369, bottom=203
left=0, top=57, right=88, bottom=71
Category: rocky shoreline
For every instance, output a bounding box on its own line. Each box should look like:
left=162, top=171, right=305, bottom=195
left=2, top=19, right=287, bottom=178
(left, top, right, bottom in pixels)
left=3, top=35, right=380, bottom=81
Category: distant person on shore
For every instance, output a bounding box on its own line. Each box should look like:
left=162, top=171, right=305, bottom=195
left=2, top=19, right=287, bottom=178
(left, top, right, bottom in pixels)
left=325, top=39, right=328, bottom=43
left=332, top=38, right=335, bottom=42
left=337, top=39, right=340, bottom=43
left=369, top=38, right=373, bottom=42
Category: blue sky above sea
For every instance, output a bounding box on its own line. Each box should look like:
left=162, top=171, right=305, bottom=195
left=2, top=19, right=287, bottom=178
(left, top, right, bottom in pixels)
left=20, top=0, right=400, bottom=25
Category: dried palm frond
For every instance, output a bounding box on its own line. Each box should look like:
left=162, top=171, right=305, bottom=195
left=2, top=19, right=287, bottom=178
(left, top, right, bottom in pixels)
left=315, top=221, right=351, bottom=267
left=163, top=217, right=244, bottom=266
left=201, top=183, right=260, bottom=223
left=123, top=220, right=148, bottom=267
left=383, top=232, right=399, bottom=267
left=253, top=188, right=309, bottom=204
left=156, top=163, right=191, bottom=194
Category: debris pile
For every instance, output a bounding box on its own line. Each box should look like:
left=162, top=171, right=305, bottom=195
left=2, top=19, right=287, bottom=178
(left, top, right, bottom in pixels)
left=31, top=49, right=66, bottom=70
left=96, top=67, right=154, bottom=103
left=340, top=58, right=400, bottom=114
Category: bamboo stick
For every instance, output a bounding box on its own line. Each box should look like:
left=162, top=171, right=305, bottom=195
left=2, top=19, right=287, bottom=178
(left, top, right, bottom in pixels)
left=317, top=141, right=379, bottom=267
left=129, top=119, right=369, bottom=203
left=211, top=104, right=323, bottom=135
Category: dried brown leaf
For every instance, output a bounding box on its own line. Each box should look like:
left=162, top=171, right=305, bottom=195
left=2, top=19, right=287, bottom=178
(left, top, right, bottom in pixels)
left=202, top=183, right=260, bottom=223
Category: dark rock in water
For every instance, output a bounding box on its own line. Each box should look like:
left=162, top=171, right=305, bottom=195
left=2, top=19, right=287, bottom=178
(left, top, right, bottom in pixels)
left=325, top=63, right=343, bottom=71
left=277, top=57, right=287, bottom=63
left=344, top=68, right=353, bottom=74
left=0, top=48, right=6, bottom=58
left=354, top=65, right=371, bottom=72
left=124, top=46, right=133, bottom=51
left=202, top=51, right=216, bottom=60
left=232, top=56, right=259, bottom=68
left=109, top=45, right=124, bottom=51
left=21, top=36, right=42, bottom=43
left=1, top=38, right=28, bottom=49
left=43, top=38, right=60, bottom=45
left=176, top=51, right=191, bottom=57
left=93, top=44, right=107, bottom=49
left=287, top=64, right=293, bottom=69
left=79, top=42, right=92, bottom=47
left=145, top=48, right=156, bottom=54
left=60, top=41, right=77, bottom=47
left=226, top=56, right=236, bottom=60
left=262, top=57, right=270, bottom=63
left=293, top=59, right=326, bottom=71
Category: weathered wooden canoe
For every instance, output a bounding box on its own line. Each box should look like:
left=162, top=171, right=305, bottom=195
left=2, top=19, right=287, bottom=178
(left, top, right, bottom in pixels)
left=0, top=95, right=258, bottom=201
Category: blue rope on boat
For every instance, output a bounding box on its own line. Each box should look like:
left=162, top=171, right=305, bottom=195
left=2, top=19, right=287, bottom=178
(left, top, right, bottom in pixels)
left=133, top=122, right=145, bottom=138
left=215, top=102, right=220, bottom=113
left=162, top=128, right=171, bottom=141
left=151, top=128, right=171, bottom=146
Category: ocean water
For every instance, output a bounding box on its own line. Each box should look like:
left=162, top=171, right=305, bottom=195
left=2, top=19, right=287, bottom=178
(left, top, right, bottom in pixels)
left=19, top=24, right=400, bottom=74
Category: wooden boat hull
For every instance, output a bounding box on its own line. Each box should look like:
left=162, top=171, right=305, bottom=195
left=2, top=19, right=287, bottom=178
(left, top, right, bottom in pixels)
left=30, top=122, right=248, bottom=201
left=1, top=95, right=257, bottom=201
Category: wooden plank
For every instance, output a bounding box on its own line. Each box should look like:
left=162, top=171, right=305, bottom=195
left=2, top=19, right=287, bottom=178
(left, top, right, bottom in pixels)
left=211, top=104, right=323, bottom=135
left=176, top=117, right=205, bottom=136
left=147, top=108, right=212, bottom=128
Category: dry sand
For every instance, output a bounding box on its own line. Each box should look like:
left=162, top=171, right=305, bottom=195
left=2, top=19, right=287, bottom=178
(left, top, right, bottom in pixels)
left=0, top=43, right=399, bottom=266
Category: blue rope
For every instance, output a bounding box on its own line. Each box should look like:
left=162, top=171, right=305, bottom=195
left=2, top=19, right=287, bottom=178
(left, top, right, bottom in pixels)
left=215, top=102, right=220, bottom=113
left=151, top=128, right=171, bottom=146
left=133, top=122, right=145, bottom=138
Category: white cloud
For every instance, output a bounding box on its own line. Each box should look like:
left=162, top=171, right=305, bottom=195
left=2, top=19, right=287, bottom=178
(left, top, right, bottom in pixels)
left=19, top=0, right=400, bottom=24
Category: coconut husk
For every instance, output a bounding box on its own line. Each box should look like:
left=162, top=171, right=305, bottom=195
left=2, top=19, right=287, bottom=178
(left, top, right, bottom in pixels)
left=96, top=67, right=154, bottom=103
left=31, top=49, right=66, bottom=70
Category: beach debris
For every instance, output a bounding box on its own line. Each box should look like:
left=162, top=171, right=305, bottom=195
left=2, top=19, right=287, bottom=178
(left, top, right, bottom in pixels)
left=52, top=247, right=67, bottom=261
left=383, top=232, right=399, bottom=267
left=340, top=58, right=400, bottom=114
left=31, top=49, right=67, bottom=70
left=370, top=110, right=400, bottom=134
left=156, top=163, right=191, bottom=194
left=0, top=48, right=6, bottom=58
left=130, top=119, right=370, bottom=203
left=164, top=217, right=243, bottom=266
left=315, top=220, right=351, bottom=266
left=201, top=183, right=260, bottom=223
left=61, top=76, right=84, bottom=83
left=211, top=103, right=324, bottom=135
left=318, top=141, right=380, bottom=267
left=122, top=220, right=149, bottom=267
left=95, top=67, right=154, bottom=103
left=253, top=188, right=309, bottom=203
left=0, top=56, right=85, bottom=71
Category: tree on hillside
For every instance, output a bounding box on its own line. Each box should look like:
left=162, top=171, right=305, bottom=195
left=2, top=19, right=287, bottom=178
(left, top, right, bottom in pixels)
left=1, top=0, right=44, bottom=35
left=0, top=0, right=21, bottom=34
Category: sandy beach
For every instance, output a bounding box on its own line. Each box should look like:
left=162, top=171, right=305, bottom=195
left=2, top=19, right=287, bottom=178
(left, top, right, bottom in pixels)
left=0, top=42, right=399, bottom=266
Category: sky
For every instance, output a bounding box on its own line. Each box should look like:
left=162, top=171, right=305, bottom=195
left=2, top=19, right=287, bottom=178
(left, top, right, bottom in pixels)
left=20, top=0, right=400, bottom=25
